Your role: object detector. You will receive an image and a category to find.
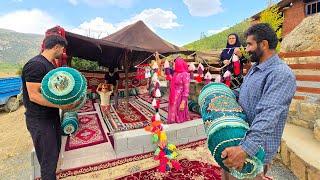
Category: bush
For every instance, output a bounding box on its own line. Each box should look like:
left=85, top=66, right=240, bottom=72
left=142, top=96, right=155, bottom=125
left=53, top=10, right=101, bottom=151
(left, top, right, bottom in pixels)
left=71, top=57, right=99, bottom=71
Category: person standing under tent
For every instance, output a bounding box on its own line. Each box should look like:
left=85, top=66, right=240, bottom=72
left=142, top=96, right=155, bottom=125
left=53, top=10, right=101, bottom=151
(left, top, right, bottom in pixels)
left=105, top=67, right=120, bottom=109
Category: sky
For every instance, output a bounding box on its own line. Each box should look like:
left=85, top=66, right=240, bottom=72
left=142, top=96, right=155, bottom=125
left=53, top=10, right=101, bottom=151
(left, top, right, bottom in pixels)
left=0, top=0, right=273, bottom=46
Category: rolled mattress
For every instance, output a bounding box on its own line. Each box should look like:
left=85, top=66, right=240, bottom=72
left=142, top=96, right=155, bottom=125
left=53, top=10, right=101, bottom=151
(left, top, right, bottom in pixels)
left=198, top=82, right=265, bottom=179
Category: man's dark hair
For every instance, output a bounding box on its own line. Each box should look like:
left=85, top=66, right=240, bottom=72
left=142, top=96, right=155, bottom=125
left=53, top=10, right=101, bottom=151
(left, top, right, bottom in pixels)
left=43, top=35, right=68, bottom=49
left=245, top=23, right=278, bottom=49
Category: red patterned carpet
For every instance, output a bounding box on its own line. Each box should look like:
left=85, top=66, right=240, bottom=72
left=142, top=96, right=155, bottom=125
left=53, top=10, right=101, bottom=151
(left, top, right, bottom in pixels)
left=53, top=139, right=221, bottom=180
left=137, top=93, right=168, bottom=104
left=116, top=158, right=221, bottom=180
left=105, top=101, right=152, bottom=132
left=65, top=113, right=108, bottom=151
left=78, top=100, right=95, bottom=113
left=161, top=105, right=201, bottom=120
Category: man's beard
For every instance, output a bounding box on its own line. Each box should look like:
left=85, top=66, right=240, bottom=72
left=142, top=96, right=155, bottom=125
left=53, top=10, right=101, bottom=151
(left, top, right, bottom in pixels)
left=54, top=52, right=62, bottom=59
left=248, top=47, right=263, bottom=63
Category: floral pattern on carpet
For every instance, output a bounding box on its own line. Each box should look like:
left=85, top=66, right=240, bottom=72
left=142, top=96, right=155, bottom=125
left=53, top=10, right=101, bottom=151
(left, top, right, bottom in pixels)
left=161, top=105, right=201, bottom=120
left=56, top=140, right=221, bottom=180
left=137, top=94, right=169, bottom=105
left=104, top=100, right=153, bottom=132
left=116, top=158, right=221, bottom=180
left=65, top=113, right=108, bottom=151
left=77, top=100, right=95, bottom=113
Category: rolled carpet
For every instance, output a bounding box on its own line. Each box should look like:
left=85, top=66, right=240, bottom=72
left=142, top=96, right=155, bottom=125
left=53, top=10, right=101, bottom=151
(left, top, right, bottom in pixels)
left=198, top=82, right=265, bottom=179
left=188, top=100, right=200, bottom=114
left=41, top=67, right=87, bottom=111
left=61, top=111, right=79, bottom=136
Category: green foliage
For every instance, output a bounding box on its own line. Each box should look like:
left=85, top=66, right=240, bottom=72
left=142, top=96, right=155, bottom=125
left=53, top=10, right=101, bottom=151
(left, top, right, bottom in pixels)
left=0, top=63, right=22, bottom=76
left=259, top=5, right=284, bottom=52
left=71, top=57, right=99, bottom=71
left=239, top=46, right=251, bottom=60
left=184, top=20, right=251, bottom=52
left=16, top=65, right=23, bottom=76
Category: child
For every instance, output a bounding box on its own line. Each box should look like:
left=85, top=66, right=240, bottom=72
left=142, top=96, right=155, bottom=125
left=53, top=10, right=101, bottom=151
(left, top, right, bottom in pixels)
left=96, top=83, right=113, bottom=114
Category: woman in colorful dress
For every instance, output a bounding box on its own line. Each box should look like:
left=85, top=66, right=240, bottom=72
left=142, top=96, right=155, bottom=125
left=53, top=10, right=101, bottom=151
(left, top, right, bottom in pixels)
left=219, top=33, right=247, bottom=89
left=167, top=57, right=190, bottom=124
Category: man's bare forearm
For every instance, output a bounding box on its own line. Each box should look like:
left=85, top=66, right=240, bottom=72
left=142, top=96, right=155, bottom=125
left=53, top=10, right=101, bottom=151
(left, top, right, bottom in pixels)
left=29, top=92, right=59, bottom=108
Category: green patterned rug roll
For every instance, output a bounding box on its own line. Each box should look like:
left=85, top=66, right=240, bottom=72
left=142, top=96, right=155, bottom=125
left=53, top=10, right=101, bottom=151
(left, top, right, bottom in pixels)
left=41, top=67, right=87, bottom=106
left=198, top=82, right=265, bottom=179
left=61, top=111, right=79, bottom=136
left=188, top=100, right=200, bottom=114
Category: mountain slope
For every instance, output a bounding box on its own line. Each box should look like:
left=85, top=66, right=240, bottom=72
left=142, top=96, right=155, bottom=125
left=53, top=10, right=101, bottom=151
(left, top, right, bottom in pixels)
left=0, top=28, right=43, bottom=65
left=184, top=20, right=251, bottom=51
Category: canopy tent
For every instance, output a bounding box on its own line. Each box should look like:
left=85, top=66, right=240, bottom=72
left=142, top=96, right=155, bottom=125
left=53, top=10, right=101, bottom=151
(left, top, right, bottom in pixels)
left=101, top=21, right=194, bottom=109
left=46, top=22, right=193, bottom=110
left=102, top=20, right=191, bottom=67
left=64, top=31, right=156, bottom=67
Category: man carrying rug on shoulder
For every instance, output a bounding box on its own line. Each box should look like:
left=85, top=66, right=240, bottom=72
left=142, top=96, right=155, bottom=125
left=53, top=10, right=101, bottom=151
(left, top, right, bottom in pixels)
left=221, top=23, right=296, bottom=180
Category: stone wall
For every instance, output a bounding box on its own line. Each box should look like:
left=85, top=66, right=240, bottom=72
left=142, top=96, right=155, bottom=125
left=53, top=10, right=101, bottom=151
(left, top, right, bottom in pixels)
left=279, top=139, right=320, bottom=180
left=281, top=13, right=320, bottom=52
left=288, top=99, right=320, bottom=140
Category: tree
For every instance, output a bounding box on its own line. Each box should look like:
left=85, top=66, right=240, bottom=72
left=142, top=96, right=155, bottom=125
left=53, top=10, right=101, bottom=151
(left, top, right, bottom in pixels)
left=259, top=4, right=284, bottom=52
left=200, top=32, right=207, bottom=39
left=71, top=57, right=99, bottom=71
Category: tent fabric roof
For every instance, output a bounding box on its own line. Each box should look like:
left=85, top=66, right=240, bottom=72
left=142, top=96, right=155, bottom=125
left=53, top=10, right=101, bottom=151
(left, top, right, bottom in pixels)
left=52, top=21, right=192, bottom=68
left=65, top=31, right=155, bottom=67
left=103, top=20, right=188, bottom=54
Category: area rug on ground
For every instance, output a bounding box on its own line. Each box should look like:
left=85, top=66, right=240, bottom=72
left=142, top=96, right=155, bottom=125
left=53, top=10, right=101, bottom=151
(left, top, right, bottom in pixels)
left=136, top=93, right=168, bottom=105
left=103, top=100, right=153, bottom=132
left=161, top=105, right=202, bottom=120
left=55, top=139, right=221, bottom=180
left=65, top=113, right=108, bottom=151
left=116, top=158, right=221, bottom=180
left=104, top=97, right=202, bottom=132
left=77, top=99, right=95, bottom=113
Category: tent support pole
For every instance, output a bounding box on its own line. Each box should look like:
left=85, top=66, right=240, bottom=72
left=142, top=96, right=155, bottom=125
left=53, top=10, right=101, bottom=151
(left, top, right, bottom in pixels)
left=124, top=50, right=129, bottom=112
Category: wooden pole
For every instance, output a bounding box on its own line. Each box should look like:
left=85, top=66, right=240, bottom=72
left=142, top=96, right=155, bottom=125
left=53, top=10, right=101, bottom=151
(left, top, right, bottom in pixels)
left=124, top=50, right=129, bottom=112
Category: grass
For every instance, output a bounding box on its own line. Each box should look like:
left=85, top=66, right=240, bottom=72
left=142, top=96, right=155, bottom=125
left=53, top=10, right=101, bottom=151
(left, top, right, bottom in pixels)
left=183, top=20, right=251, bottom=52
left=0, top=63, right=22, bottom=78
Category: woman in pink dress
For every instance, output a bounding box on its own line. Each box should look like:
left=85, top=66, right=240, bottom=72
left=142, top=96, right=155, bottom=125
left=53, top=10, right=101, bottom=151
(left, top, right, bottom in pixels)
left=167, top=57, right=190, bottom=124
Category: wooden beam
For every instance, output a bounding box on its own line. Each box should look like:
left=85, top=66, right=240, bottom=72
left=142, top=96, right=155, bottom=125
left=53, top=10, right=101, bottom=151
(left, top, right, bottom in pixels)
left=296, top=75, right=320, bottom=82
left=296, top=86, right=320, bottom=94
left=293, top=96, right=306, bottom=100
left=124, top=50, right=129, bottom=112
left=279, top=50, right=320, bottom=58
left=289, top=63, right=320, bottom=70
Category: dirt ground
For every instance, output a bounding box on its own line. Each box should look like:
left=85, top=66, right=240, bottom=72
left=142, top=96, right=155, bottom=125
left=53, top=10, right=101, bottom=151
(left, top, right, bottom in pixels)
left=0, top=106, right=33, bottom=179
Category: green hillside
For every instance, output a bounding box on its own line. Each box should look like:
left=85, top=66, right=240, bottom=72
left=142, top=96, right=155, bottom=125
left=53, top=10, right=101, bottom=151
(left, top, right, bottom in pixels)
left=0, top=28, right=43, bottom=65
left=184, top=20, right=251, bottom=51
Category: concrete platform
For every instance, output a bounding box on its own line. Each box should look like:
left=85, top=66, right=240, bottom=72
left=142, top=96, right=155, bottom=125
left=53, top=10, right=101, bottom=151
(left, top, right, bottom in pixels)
left=112, top=119, right=206, bottom=159
left=30, top=118, right=206, bottom=179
